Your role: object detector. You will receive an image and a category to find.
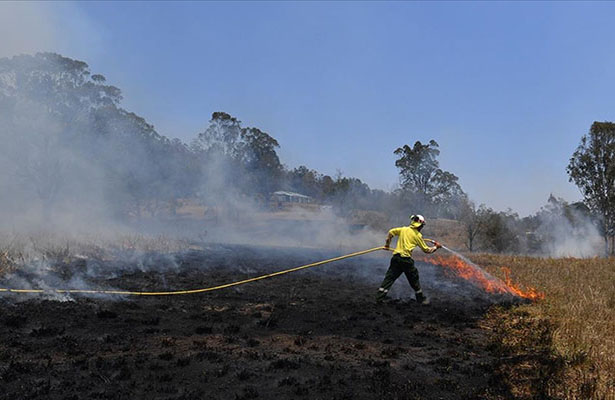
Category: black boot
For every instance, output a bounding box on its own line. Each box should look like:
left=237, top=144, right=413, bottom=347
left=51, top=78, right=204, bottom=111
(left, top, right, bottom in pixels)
left=415, top=291, right=430, bottom=305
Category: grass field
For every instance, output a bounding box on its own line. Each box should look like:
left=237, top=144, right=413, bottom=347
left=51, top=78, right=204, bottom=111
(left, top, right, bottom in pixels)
left=471, top=253, right=615, bottom=399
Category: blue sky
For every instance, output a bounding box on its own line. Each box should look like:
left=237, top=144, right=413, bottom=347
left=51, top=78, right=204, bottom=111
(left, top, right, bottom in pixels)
left=3, top=1, right=615, bottom=216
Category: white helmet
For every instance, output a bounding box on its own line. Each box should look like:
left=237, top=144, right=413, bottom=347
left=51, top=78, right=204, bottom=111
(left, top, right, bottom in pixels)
left=410, top=214, right=426, bottom=227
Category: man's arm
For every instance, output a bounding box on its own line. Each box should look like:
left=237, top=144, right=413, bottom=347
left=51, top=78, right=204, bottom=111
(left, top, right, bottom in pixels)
left=385, top=228, right=401, bottom=248
left=384, top=232, right=394, bottom=249
left=424, top=238, right=443, bottom=252
left=418, top=236, right=439, bottom=253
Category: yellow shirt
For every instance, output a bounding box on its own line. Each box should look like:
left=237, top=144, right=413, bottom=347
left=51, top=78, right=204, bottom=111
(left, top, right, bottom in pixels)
left=389, top=226, right=435, bottom=258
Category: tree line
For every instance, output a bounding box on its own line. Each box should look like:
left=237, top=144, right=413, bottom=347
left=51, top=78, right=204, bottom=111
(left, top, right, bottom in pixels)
left=0, top=53, right=613, bottom=255
left=0, top=53, right=464, bottom=223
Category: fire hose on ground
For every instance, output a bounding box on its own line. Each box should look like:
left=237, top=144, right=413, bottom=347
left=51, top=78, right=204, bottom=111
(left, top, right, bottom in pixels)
left=0, top=246, right=393, bottom=297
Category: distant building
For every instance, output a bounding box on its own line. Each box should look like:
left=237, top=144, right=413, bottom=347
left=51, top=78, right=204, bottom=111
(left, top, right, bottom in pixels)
left=271, top=191, right=313, bottom=204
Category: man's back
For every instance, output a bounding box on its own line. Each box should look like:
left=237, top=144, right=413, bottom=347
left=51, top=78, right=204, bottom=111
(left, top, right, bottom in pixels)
left=388, top=226, right=433, bottom=257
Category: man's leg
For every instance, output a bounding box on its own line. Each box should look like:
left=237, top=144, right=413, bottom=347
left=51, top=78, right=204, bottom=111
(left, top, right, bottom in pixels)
left=402, top=259, right=429, bottom=304
left=376, top=256, right=403, bottom=301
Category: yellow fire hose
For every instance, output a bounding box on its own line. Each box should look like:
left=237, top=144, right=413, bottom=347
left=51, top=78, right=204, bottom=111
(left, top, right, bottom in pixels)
left=0, top=246, right=388, bottom=297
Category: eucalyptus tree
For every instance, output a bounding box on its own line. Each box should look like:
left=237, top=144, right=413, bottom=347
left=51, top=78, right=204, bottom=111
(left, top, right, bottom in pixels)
left=567, top=121, right=615, bottom=255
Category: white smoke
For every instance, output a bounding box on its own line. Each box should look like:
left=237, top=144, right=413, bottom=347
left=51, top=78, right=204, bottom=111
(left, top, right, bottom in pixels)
left=0, top=3, right=59, bottom=58
left=534, top=196, right=603, bottom=258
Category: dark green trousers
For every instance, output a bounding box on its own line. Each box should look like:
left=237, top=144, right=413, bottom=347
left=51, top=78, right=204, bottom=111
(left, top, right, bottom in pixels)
left=376, top=254, right=421, bottom=301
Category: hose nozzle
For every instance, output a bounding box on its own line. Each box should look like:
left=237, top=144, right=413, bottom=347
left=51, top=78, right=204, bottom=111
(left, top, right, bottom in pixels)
left=425, top=238, right=443, bottom=249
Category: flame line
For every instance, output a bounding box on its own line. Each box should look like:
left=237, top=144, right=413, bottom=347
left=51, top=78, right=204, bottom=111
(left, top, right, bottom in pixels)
left=419, top=247, right=544, bottom=300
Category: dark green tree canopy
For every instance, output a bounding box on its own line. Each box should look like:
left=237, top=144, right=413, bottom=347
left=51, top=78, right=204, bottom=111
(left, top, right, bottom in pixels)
left=394, top=140, right=440, bottom=194
left=394, top=140, right=464, bottom=217
left=0, top=52, right=122, bottom=118
left=192, top=112, right=284, bottom=198
left=567, top=121, right=615, bottom=251
left=193, top=112, right=243, bottom=157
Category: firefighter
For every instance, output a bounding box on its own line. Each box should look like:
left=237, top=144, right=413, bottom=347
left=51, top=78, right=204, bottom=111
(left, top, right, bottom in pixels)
left=376, top=214, right=442, bottom=304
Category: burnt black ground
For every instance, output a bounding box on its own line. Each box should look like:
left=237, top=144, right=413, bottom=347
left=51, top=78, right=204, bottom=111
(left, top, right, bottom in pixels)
left=0, top=244, right=515, bottom=399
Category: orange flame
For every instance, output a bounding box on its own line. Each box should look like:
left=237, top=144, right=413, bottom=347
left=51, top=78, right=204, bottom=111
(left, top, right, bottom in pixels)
left=500, top=267, right=545, bottom=300
left=425, top=255, right=544, bottom=301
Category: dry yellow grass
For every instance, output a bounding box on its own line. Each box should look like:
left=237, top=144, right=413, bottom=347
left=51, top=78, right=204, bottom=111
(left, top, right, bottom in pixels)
left=423, top=218, right=466, bottom=249
left=470, top=253, right=615, bottom=399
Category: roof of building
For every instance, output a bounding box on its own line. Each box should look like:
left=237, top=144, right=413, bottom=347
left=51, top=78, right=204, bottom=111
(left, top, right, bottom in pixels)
left=272, top=191, right=312, bottom=199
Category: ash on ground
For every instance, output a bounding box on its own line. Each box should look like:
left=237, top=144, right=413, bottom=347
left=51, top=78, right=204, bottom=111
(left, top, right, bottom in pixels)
left=0, top=243, right=517, bottom=399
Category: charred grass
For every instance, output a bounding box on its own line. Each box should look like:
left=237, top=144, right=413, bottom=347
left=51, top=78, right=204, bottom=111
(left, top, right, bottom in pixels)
left=0, top=240, right=506, bottom=399
left=3, top=233, right=613, bottom=399
left=0, top=232, right=192, bottom=271
left=470, top=253, right=615, bottom=399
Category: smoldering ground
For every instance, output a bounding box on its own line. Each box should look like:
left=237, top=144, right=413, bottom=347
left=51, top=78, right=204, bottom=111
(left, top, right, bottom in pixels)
left=0, top=233, right=523, bottom=306
left=1, top=228, right=537, bottom=400
left=0, top=243, right=515, bottom=400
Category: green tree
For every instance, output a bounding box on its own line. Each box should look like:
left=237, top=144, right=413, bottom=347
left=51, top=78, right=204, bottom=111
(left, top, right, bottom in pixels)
left=394, top=140, right=464, bottom=217
left=479, top=209, right=520, bottom=253
left=192, top=112, right=242, bottom=156
left=288, top=166, right=322, bottom=198
left=394, top=140, right=440, bottom=194
left=329, top=176, right=371, bottom=215
left=193, top=112, right=284, bottom=203
left=239, top=127, right=283, bottom=197
left=567, top=121, right=615, bottom=255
